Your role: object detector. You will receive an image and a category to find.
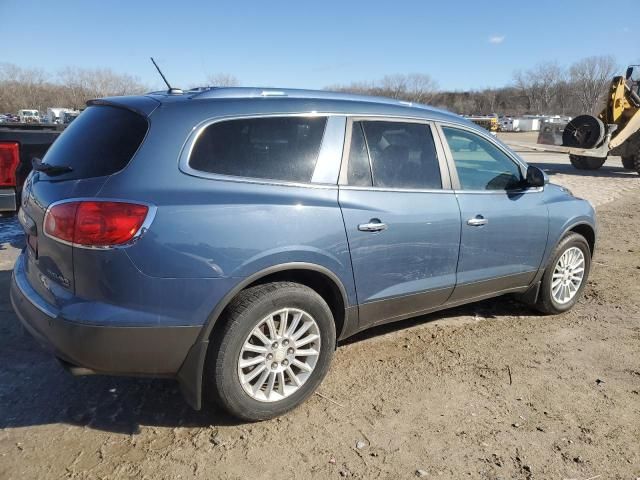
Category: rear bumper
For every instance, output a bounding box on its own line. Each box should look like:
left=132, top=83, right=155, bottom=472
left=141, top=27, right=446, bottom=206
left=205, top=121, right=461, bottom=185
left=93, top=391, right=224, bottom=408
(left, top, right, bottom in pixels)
left=0, top=187, right=17, bottom=212
left=10, top=252, right=201, bottom=376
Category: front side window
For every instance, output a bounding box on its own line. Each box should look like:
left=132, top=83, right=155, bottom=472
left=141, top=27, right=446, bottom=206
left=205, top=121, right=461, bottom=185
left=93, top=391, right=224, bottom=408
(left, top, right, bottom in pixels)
left=442, top=127, right=524, bottom=191
left=356, top=121, right=442, bottom=189
left=189, top=116, right=327, bottom=182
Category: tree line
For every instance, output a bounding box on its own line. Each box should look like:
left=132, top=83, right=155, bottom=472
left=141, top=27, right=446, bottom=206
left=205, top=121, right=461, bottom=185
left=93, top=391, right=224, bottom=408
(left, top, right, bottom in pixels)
left=0, top=64, right=148, bottom=113
left=0, top=55, right=622, bottom=117
left=328, top=55, right=619, bottom=117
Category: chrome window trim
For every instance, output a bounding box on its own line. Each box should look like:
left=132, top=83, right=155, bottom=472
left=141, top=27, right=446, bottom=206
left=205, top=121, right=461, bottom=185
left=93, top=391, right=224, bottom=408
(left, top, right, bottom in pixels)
left=435, top=121, right=543, bottom=194
left=178, top=112, right=343, bottom=188
left=339, top=185, right=455, bottom=194
left=338, top=116, right=454, bottom=192
left=453, top=187, right=544, bottom=195
left=43, top=197, right=158, bottom=250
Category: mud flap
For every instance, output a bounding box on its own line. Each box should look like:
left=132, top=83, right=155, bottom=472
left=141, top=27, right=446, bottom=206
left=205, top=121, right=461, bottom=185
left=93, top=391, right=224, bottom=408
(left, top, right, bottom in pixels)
left=176, top=340, right=209, bottom=410
left=515, top=281, right=541, bottom=307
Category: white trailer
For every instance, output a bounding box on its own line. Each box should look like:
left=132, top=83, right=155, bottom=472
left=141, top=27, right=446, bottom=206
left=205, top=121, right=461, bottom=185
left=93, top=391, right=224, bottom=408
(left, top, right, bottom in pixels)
left=47, top=108, right=74, bottom=124
left=513, top=118, right=541, bottom=132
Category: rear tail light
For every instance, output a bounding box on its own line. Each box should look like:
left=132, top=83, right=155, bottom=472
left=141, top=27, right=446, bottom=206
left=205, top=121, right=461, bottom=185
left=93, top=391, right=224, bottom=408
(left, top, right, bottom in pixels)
left=0, top=142, right=20, bottom=187
left=44, top=200, right=153, bottom=248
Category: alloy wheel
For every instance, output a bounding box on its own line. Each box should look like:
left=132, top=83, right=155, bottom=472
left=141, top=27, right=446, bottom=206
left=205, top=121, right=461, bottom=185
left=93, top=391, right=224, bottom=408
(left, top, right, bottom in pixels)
left=237, top=308, right=321, bottom=402
left=551, top=246, right=585, bottom=304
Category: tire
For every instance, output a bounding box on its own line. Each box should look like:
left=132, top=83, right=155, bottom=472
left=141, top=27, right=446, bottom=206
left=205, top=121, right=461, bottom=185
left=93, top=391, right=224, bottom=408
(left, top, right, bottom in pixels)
left=562, top=115, right=605, bottom=148
left=621, top=156, right=635, bottom=170
left=205, top=282, right=336, bottom=421
left=621, top=154, right=640, bottom=175
left=569, top=155, right=606, bottom=170
left=535, top=232, right=591, bottom=314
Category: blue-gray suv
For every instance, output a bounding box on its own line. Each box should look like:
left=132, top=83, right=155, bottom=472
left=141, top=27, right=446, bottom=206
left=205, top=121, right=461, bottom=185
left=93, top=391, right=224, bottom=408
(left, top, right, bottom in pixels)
left=10, top=88, right=596, bottom=420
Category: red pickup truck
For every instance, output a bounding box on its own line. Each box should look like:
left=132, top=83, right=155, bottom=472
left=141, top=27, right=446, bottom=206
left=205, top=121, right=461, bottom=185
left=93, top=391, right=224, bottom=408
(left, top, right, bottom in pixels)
left=0, top=124, right=63, bottom=215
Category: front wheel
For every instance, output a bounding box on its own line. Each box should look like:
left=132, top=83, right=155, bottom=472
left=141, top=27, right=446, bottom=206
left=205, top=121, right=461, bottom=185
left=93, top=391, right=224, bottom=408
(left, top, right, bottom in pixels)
left=205, top=282, right=336, bottom=421
left=535, top=233, right=591, bottom=314
left=569, top=155, right=606, bottom=170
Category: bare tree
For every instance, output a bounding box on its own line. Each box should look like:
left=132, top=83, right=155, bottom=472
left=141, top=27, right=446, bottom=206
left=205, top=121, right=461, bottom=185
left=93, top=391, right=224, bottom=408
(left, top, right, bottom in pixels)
left=476, top=88, right=498, bottom=114
left=0, top=63, right=49, bottom=112
left=554, top=79, right=574, bottom=116
left=531, top=62, right=564, bottom=113
left=0, top=63, right=149, bottom=113
left=403, top=73, right=439, bottom=104
left=328, top=73, right=438, bottom=104
left=569, top=55, right=618, bottom=114
left=380, top=74, right=409, bottom=99
left=206, top=73, right=240, bottom=87
left=513, top=69, right=540, bottom=113
left=58, top=67, right=146, bottom=106
left=326, top=80, right=377, bottom=95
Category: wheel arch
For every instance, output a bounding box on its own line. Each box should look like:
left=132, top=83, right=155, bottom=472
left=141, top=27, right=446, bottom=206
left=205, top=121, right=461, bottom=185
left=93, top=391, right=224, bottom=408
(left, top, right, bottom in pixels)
left=567, top=222, right=596, bottom=257
left=177, top=262, right=354, bottom=410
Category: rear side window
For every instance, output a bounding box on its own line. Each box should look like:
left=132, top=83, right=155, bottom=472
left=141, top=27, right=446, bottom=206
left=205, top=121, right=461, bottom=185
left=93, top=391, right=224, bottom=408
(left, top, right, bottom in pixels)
left=360, top=121, right=442, bottom=189
left=189, top=116, right=327, bottom=182
left=41, top=105, right=148, bottom=180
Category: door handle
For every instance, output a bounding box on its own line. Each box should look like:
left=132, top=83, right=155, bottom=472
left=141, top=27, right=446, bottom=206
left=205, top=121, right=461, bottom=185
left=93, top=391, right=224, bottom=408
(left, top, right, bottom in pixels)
left=358, top=219, right=388, bottom=232
left=467, top=215, right=488, bottom=226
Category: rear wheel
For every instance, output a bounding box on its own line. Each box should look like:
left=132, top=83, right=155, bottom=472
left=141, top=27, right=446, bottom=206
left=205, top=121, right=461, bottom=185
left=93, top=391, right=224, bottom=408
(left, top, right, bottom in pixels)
left=621, top=154, right=640, bottom=174
left=205, top=282, right=336, bottom=421
left=569, top=155, right=606, bottom=170
left=621, top=156, right=635, bottom=170
left=535, top=233, right=591, bottom=314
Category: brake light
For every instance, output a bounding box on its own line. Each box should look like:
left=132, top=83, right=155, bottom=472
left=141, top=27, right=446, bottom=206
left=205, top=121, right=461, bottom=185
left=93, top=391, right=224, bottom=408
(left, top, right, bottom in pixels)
left=0, top=142, right=20, bottom=187
left=44, top=200, right=151, bottom=248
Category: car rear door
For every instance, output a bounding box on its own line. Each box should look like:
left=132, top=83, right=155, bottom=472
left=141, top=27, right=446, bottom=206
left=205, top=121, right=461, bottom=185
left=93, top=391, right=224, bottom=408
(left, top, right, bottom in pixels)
left=436, top=124, right=549, bottom=301
left=338, top=118, right=461, bottom=328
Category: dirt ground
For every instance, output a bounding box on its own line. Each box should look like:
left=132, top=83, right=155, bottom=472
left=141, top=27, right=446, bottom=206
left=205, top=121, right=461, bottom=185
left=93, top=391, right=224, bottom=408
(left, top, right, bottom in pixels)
left=1, top=139, right=639, bottom=479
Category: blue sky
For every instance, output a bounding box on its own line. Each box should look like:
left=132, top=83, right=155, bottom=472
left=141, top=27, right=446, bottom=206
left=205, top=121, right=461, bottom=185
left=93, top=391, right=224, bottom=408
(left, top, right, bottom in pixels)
left=1, top=0, right=637, bottom=91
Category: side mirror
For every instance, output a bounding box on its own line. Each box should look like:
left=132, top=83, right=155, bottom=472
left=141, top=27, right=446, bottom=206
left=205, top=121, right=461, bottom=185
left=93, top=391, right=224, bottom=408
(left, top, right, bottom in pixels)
left=526, top=165, right=546, bottom=188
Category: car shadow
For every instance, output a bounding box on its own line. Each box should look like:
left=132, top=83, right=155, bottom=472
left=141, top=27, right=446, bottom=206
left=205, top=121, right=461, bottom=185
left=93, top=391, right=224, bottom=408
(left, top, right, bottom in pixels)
left=520, top=156, right=636, bottom=179
left=0, top=268, right=241, bottom=434
left=340, top=294, right=538, bottom=346
left=1, top=255, right=539, bottom=434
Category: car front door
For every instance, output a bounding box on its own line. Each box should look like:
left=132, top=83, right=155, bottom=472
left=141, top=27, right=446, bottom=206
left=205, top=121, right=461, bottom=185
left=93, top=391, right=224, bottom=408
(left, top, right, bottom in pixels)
left=338, top=118, right=461, bottom=328
left=437, top=124, right=549, bottom=301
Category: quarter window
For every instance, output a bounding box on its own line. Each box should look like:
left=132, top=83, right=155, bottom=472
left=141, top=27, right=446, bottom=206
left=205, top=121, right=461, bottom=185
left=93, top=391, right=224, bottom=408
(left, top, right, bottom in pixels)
left=189, top=116, right=327, bottom=182
left=346, top=122, right=373, bottom=186
left=353, top=121, right=442, bottom=189
left=442, top=127, right=524, bottom=191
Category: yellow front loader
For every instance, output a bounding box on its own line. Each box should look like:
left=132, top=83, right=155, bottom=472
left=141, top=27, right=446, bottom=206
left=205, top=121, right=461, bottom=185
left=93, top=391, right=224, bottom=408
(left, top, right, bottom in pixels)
left=533, top=65, right=640, bottom=174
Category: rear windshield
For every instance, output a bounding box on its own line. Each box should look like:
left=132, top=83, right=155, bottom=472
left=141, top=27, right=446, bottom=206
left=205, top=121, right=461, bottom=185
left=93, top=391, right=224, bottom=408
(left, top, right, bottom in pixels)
left=40, top=105, right=148, bottom=180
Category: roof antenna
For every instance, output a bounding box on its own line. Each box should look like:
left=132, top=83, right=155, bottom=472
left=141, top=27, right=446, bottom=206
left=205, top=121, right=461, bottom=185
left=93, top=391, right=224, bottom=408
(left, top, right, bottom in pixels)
left=150, top=57, right=183, bottom=94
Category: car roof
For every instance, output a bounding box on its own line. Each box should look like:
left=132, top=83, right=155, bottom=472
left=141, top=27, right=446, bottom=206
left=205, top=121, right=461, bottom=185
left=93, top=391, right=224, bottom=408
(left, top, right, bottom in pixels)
left=96, top=87, right=484, bottom=132
left=138, top=86, right=465, bottom=123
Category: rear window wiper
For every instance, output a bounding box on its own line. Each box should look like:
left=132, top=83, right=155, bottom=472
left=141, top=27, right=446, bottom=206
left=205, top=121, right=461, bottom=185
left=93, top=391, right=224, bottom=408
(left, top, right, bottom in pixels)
left=32, top=157, right=73, bottom=176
